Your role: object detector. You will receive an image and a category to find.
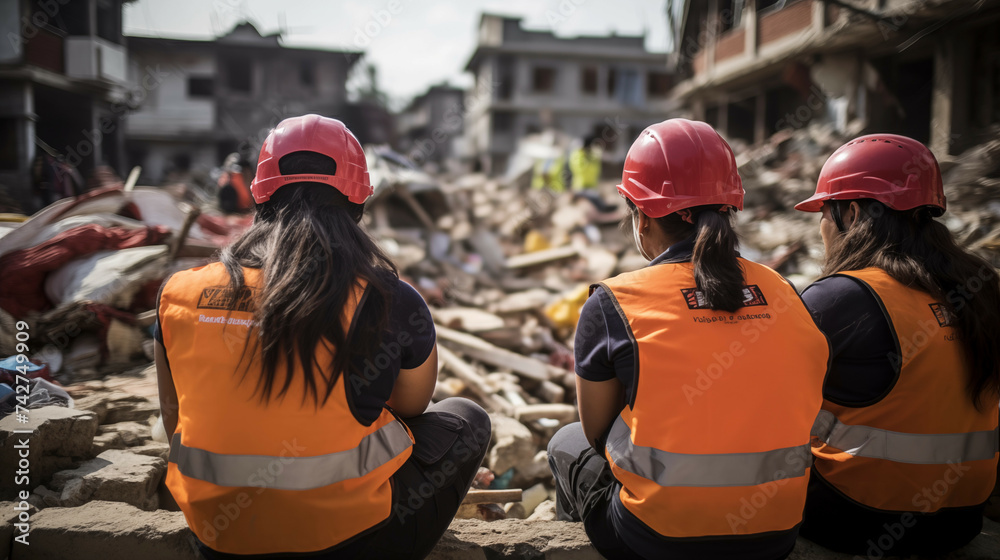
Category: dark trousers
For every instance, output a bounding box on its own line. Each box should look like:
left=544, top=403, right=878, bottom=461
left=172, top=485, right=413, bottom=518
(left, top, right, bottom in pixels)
left=548, top=423, right=797, bottom=560
left=198, top=398, right=491, bottom=560
left=548, top=422, right=645, bottom=560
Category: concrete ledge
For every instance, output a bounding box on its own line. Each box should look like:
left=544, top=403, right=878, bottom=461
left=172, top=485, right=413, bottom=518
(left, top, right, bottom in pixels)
left=2, top=502, right=999, bottom=559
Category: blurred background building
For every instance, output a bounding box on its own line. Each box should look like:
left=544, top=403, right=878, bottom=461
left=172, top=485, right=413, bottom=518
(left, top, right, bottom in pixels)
left=126, top=22, right=361, bottom=184
left=0, top=0, right=132, bottom=207
left=2, top=0, right=999, bottom=210
left=667, top=0, right=1000, bottom=156
left=462, top=14, right=676, bottom=175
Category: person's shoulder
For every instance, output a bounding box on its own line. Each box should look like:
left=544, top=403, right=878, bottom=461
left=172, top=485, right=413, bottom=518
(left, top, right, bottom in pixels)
left=391, top=277, right=428, bottom=307
left=802, top=274, right=871, bottom=299
left=801, top=274, right=878, bottom=314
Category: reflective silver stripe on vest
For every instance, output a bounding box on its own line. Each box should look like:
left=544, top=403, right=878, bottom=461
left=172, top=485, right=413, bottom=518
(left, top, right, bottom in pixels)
left=168, top=419, right=412, bottom=490
left=605, top=416, right=810, bottom=488
left=813, top=410, right=1000, bottom=465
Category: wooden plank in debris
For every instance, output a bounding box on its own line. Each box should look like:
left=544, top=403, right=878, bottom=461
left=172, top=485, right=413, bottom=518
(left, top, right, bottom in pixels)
left=462, top=489, right=523, bottom=505
left=504, top=246, right=579, bottom=269
left=436, top=325, right=558, bottom=383
left=514, top=403, right=577, bottom=423
left=432, top=307, right=506, bottom=333
left=437, top=345, right=514, bottom=416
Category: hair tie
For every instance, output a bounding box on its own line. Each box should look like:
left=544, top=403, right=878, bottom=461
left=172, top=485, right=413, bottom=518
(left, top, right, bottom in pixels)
left=677, top=209, right=694, bottom=224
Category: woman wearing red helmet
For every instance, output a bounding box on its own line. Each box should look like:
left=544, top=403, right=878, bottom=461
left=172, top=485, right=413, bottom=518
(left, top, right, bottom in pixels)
left=548, top=119, right=830, bottom=559
left=796, top=134, right=1000, bottom=556
left=154, top=115, right=490, bottom=559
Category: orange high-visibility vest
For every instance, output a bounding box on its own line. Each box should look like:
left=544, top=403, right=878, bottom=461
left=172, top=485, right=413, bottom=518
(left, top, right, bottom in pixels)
left=598, top=258, right=829, bottom=537
left=159, top=262, right=413, bottom=555
left=811, top=268, right=999, bottom=512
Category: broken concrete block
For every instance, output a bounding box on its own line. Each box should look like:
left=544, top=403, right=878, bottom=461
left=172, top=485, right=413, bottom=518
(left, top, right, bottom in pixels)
left=105, top=396, right=159, bottom=425
left=72, top=392, right=112, bottom=424
left=487, top=414, right=535, bottom=476
left=74, top=392, right=159, bottom=426
left=526, top=499, right=557, bottom=521
left=129, top=441, right=170, bottom=462
left=27, top=484, right=62, bottom=509
left=0, top=500, right=36, bottom=554
left=0, top=406, right=98, bottom=498
left=428, top=519, right=601, bottom=560
left=14, top=500, right=198, bottom=560
left=46, top=449, right=166, bottom=511
left=91, top=431, right=127, bottom=455
left=98, top=421, right=151, bottom=446
left=520, top=483, right=549, bottom=518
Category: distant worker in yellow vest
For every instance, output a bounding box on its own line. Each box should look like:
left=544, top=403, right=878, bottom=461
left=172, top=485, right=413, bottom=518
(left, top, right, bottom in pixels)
left=569, top=135, right=601, bottom=190
left=531, top=153, right=566, bottom=192
left=155, top=114, right=490, bottom=559
left=796, top=134, right=1000, bottom=556
left=548, top=118, right=830, bottom=559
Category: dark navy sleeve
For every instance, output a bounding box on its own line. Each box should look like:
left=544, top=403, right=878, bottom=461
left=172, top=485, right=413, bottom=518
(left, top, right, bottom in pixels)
left=396, top=280, right=436, bottom=369
left=800, top=275, right=897, bottom=406
left=575, top=287, right=636, bottom=399
left=153, top=273, right=175, bottom=345
left=346, top=278, right=435, bottom=425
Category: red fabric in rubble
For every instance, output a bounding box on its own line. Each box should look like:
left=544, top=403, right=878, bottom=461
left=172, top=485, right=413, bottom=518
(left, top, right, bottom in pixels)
left=0, top=224, right=171, bottom=318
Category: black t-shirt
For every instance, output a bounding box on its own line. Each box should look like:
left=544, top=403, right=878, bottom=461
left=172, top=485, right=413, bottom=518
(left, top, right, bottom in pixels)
left=154, top=275, right=435, bottom=426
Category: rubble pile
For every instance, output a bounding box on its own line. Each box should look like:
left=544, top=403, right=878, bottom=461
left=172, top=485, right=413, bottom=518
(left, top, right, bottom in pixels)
left=1, top=127, right=999, bottom=549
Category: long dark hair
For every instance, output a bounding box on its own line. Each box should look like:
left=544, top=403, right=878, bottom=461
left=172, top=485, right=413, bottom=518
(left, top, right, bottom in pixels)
left=626, top=200, right=745, bottom=312
left=824, top=199, right=1000, bottom=409
left=220, top=151, right=397, bottom=406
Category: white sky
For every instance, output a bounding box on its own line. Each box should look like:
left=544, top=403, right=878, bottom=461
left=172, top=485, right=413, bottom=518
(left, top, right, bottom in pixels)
left=124, top=0, right=670, bottom=107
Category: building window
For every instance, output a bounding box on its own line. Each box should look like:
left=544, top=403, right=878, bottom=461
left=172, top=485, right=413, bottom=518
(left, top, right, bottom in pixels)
left=719, top=0, right=745, bottom=32
left=227, top=58, right=253, bottom=93
left=581, top=67, right=598, bottom=94
left=607, top=68, right=618, bottom=97
left=300, top=60, right=315, bottom=88
left=647, top=72, right=672, bottom=98
left=96, top=0, right=120, bottom=43
left=532, top=67, right=556, bottom=93
left=187, top=77, right=214, bottom=98
left=497, top=56, right=515, bottom=100
left=757, top=0, right=785, bottom=14
left=493, top=111, right=515, bottom=133
left=0, top=119, right=18, bottom=171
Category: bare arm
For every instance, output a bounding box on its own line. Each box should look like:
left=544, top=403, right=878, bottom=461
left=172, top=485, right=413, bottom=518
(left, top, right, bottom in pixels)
left=387, top=344, right=438, bottom=418
left=576, top=376, right=624, bottom=449
left=155, top=341, right=179, bottom=439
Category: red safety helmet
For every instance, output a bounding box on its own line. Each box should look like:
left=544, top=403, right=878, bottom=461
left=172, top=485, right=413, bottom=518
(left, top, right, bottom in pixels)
left=250, top=114, right=372, bottom=205
left=617, top=118, right=743, bottom=218
left=795, top=134, right=945, bottom=215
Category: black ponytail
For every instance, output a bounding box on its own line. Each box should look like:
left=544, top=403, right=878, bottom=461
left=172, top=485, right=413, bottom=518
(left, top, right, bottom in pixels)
left=691, top=209, right=745, bottom=313
left=626, top=200, right=745, bottom=312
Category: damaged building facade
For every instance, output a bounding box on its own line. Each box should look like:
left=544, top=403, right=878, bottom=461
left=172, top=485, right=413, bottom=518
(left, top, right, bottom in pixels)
left=125, top=22, right=361, bottom=184
left=0, top=0, right=131, bottom=210
left=463, top=14, right=678, bottom=175
left=397, top=84, right=466, bottom=171
left=669, top=0, right=1000, bottom=156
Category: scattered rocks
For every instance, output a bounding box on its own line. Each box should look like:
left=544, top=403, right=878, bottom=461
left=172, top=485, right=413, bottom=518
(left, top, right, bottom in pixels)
left=104, top=397, right=159, bottom=425
left=42, top=449, right=166, bottom=511
left=129, top=441, right=170, bottom=462
left=13, top=500, right=198, bottom=560
left=90, top=431, right=127, bottom=456
left=526, top=499, right=557, bottom=521
left=0, top=406, right=98, bottom=499
left=98, top=421, right=151, bottom=447
left=0, top=500, right=37, bottom=554
left=487, top=414, right=535, bottom=477
left=427, top=519, right=602, bottom=560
